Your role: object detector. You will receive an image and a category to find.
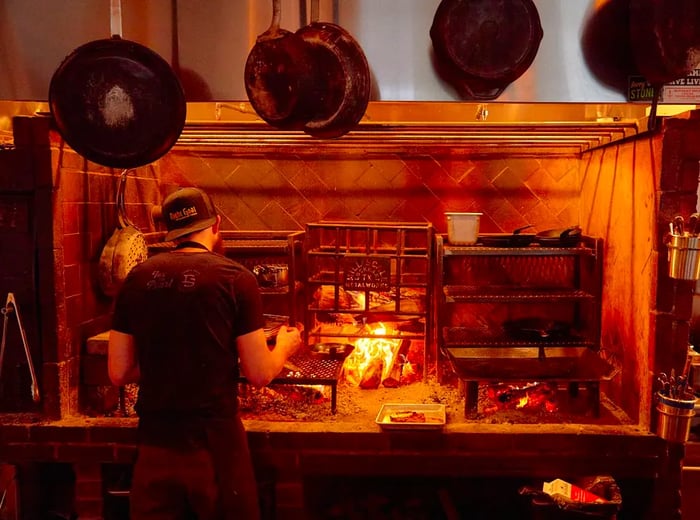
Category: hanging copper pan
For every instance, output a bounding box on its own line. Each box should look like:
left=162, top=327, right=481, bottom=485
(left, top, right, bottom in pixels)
left=49, top=0, right=186, bottom=169
left=244, top=0, right=317, bottom=129
left=430, top=0, right=543, bottom=100
left=295, top=0, right=371, bottom=139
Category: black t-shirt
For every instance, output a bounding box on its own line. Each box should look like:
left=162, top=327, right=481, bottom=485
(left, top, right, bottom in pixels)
left=112, top=250, right=264, bottom=427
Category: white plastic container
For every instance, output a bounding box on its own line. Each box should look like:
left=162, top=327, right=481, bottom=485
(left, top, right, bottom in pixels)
left=446, top=212, right=482, bottom=245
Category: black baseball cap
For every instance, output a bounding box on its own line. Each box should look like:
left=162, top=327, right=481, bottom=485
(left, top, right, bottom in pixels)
left=162, top=187, right=218, bottom=241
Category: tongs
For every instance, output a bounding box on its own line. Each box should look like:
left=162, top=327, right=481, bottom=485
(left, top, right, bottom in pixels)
left=0, top=293, right=40, bottom=402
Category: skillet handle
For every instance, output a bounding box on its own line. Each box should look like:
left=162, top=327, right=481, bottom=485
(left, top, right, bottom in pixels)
left=110, top=0, right=123, bottom=38
left=116, top=169, right=133, bottom=229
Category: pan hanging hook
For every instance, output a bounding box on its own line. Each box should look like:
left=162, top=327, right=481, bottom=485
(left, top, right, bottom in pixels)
left=0, top=293, right=40, bottom=403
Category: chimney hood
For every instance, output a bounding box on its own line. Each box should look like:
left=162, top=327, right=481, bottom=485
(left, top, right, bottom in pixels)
left=178, top=100, right=663, bottom=155
left=1, top=1, right=695, bottom=153
left=0, top=0, right=691, bottom=105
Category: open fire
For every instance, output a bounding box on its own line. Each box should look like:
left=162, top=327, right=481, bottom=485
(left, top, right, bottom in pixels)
left=341, top=322, right=422, bottom=389
left=484, top=382, right=558, bottom=414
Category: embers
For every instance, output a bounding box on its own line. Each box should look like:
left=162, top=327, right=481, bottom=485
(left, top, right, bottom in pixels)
left=484, top=381, right=558, bottom=414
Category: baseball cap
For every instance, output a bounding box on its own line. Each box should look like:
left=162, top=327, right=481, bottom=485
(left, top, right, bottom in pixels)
left=162, top=187, right=218, bottom=241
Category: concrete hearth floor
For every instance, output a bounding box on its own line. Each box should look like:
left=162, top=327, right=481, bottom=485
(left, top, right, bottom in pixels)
left=1, top=378, right=649, bottom=437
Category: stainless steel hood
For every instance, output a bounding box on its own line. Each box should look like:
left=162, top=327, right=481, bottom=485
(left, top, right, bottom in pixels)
left=0, top=0, right=694, bottom=151
left=0, top=0, right=670, bottom=103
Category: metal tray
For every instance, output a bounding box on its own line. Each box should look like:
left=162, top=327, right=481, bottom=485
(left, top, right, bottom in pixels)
left=375, top=403, right=446, bottom=431
left=445, top=346, right=617, bottom=381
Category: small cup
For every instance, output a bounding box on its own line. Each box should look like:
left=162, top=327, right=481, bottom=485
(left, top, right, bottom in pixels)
left=446, top=212, right=482, bottom=245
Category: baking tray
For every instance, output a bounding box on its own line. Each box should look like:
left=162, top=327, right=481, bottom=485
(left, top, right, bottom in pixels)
left=375, top=403, right=446, bottom=431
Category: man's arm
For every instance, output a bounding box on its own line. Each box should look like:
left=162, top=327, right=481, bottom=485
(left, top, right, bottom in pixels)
left=108, top=330, right=141, bottom=386
left=237, top=326, right=301, bottom=387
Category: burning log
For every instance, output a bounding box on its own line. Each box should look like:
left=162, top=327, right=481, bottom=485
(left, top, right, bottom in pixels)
left=381, top=339, right=411, bottom=388
left=359, top=358, right=383, bottom=389
left=484, top=382, right=558, bottom=414
left=341, top=323, right=404, bottom=388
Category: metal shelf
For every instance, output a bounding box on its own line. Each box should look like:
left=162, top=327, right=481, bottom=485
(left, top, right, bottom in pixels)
left=443, top=287, right=595, bottom=303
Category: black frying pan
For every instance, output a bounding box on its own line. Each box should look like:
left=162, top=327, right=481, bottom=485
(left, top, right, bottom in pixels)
left=244, top=0, right=317, bottom=130
left=503, top=318, right=572, bottom=342
left=296, top=0, right=371, bottom=138
left=479, top=225, right=535, bottom=247
left=535, top=226, right=582, bottom=247
left=49, top=0, right=186, bottom=169
left=430, top=0, right=543, bottom=99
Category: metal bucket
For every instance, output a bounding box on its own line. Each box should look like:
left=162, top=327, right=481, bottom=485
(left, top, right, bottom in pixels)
left=667, top=234, right=700, bottom=280
left=656, top=392, right=697, bottom=443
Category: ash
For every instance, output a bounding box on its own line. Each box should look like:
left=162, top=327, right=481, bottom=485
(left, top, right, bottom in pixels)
left=238, top=378, right=464, bottom=423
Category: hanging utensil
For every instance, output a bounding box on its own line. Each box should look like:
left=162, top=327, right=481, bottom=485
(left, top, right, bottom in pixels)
left=296, top=0, right=371, bottom=138
left=0, top=293, right=40, bottom=403
left=673, top=215, right=685, bottom=236
left=244, top=0, right=317, bottom=129
left=49, top=0, right=186, bottom=168
left=688, top=213, right=700, bottom=236
left=430, top=0, right=544, bottom=99
left=97, top=169, right=149, bottom=297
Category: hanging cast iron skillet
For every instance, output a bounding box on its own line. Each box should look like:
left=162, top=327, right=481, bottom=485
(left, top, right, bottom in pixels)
left=430, top=0, right=543, bottom=100
left=296, top=0, right=371, bottom=138
left=244, top=0, right=318, bottom=130
left=49, top=0, right=186, bottom=169
left=629, top=0, right=700, bottom=87
left=628, top=0, right=700, bottom=131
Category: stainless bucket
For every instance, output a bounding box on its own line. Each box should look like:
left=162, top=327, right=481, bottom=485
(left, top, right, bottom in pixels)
left=656, top=392, right=697, bottom=443
left=667, top=234, right=700, bottom=280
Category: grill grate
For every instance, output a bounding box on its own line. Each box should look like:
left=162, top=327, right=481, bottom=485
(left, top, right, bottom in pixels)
left=238, top=354, right=345, bottom=413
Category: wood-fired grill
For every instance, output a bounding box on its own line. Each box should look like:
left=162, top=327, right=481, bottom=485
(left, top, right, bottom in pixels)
left=304, top=221, right=433, bottom=392
left=435, top=234, right=616, bottom=418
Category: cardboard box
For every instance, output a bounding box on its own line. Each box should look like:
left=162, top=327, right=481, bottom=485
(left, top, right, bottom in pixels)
left=543, top=479, right=608, bottom=504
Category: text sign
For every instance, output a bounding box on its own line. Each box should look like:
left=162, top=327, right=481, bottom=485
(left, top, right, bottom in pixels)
left=343, top=258, right=391, bottom=291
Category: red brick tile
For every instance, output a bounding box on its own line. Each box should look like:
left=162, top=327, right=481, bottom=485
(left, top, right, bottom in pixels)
left=114, top=445, right=138, bottom=464
left=89, top=425, right=138, bottom=445
left=56, top=443, right=115, bottom=462
left=30, top=425, right=88, bottom=443
left=75, top=480, right=103, bottom=499
left=1, top=442, right=56, bottom=461
left=0, top=425, right=31, bottom=442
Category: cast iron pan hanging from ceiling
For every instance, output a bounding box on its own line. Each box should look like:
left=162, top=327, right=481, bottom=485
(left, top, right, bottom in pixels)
left=295, top=0, right=371, bottom=139
left=430, top=0, right=543, bottom=100
left=48, top=0, right=186, bottom=169
left=244, top=0, right=318, bottom=130
left=629, top=0, right=700, bottom=130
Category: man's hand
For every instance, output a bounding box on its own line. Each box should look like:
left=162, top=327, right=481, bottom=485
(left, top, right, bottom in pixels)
left=276, top=326, right=302, bottom=358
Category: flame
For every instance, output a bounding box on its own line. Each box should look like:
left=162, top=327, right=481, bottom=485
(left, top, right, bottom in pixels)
left=342, top=323, right=402, bottom=387
left=486, top=382, right=558, bottom=413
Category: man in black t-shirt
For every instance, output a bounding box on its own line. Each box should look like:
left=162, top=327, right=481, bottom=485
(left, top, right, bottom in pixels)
left=109, top=187, right=301, bottom=520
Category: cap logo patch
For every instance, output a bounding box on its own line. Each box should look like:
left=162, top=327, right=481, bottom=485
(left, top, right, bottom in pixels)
left=169, top=205, right=198, bottom=222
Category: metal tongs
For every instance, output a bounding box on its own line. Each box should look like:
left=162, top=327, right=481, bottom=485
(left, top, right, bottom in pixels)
left=670, top=213, right=700, bottom=237
left=0, top=293, right=40, bottom=402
